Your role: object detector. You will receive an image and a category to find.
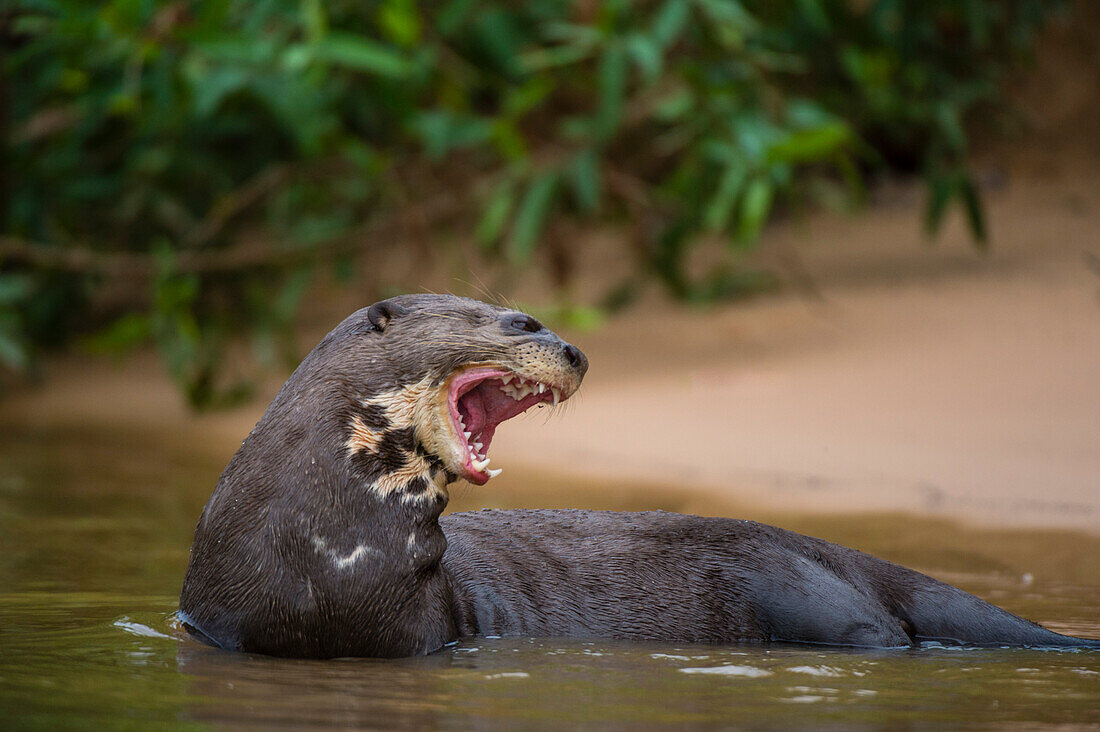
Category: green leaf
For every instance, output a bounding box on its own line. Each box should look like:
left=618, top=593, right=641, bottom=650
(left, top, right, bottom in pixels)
left=541, top=21, right=604, bottom=46
left=273, top=268, right=314, bottom=322
left=377, top=0, right=422, bottom=47
left=696, top=0, right=758, bottom=47
left=766, top=122, right=852, bottom=164
left=0, top=314, right=27, bottom=372
left=300, top=0, right=327, bottom=42
left=785, top=100, right=835, bottom=128
left=509, top=173, right=558, bottom=263
left=934, top=102, right=967, bottom=152
left=492, top=119, right=528, bottom=160
left=626, top=33, right=662, bottom=84
left=704, top=163, right=747, bottom=231
left=702, top=139, right=740, bottom=166
left=0, top=275, right=33, bottom=305
left=570, top=149, right=601, bottom=213
left=413, top=111, right=493, bottom=159
left=653, top=88, right=693, bottom=121
left=924, top=172, right=959, bottom=235
left=960, top=178, right=988, bottom=245
left=530, top=303, right=606, bottom=331
left=83, top=313, right=153, bottom=355
left=696, top=0, right=755, bottom=27
left=595, top=42, right=627, bottom=141
left=312, top=32, right=414, bottom=78
left=501, top=77, right=554, bottom=118
left=795, top=0, right=831, bottom=33
left=924, top=170, right=985, bottom=245
left=652, top=0, right=691, bottom=47
left=518, top=43, right=594, bottom=72
left=560, top=304, right=605, bottom=331
left=436, top=0, right=477, bottom=34
left=924, top=173, right=958, bottom=237
left=281, top=43, right=313, bottom=72
left=187, top=65, right=250, bottom=117
left=0, top=336, right=26, bottom=372
left=468, top=9, right=524, bottom=75
left=737, top=177, right=774, bottom=243
left=476, top=182, right=516, bottom=250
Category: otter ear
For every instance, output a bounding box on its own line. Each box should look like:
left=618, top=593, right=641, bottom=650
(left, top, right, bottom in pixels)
left=367, top=299, right=407, bottom=332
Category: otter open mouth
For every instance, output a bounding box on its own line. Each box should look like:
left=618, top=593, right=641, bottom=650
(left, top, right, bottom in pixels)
left=446, top=367, right=566, bottom=485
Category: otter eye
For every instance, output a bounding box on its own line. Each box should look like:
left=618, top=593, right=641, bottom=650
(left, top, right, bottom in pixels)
left=508, top=315, right=543, bottom=333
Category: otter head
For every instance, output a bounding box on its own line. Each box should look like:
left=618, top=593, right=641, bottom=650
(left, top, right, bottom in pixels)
left=323, top=294, right=587, bottom=490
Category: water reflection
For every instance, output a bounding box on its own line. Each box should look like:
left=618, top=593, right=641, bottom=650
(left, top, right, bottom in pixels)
left=169, top=636, right=1100, bottom=728
left=177, top=641, right=454, bottom=729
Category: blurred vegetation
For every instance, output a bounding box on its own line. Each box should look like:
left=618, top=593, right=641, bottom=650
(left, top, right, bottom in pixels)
left=1, top=0, right=1063, bottom=405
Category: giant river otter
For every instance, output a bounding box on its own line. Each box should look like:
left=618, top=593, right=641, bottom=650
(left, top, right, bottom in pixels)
left=179, top=294, right=1099, bottom=658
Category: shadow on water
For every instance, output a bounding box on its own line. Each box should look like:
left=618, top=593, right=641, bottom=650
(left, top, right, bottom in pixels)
left=1, top=425, right=1097, bottom=728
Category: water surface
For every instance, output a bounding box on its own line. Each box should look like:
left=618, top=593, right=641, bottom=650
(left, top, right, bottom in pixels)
left=1, top=426, right=1097, bottom=728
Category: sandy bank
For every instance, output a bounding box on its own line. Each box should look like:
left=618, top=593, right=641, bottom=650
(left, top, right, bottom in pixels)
left=4, top=169, right=1098, bottom=534
left=494, top=173, right=1100, bottom=533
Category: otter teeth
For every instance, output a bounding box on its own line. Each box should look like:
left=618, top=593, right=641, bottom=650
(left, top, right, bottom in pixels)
left=500, top=381, right=527, bottom=400
left=499, top=378, right=557, bottom=402
left=454, top=374, right=564, bottom=480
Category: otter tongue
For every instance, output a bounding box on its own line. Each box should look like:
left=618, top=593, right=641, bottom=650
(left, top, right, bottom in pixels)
left=459, top=379, right=539, bottom=451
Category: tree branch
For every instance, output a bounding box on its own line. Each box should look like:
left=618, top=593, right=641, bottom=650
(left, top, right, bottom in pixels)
left=0, top=189, right=467, bottom=278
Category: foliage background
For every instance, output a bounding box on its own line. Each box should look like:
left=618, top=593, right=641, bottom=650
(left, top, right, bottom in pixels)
left=2, top=0, right=1064, bottom=405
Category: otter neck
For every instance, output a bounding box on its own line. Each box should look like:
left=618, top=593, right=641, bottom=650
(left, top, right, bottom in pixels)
left=277, top=387, right=453, bottom=577
left=338, top=389, right=454, bottom=509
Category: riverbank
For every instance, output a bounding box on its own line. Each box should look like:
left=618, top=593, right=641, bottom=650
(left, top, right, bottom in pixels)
left=4, top=162, right=1099, bottom=534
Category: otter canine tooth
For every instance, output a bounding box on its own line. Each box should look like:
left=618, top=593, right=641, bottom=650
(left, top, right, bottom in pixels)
left=552, top=387, right=561, bottom=406
left=486, top=468, right=502, bottom=478
left=537, top=383, right=546, bottom=394
left=471, top=457, right=490, bottom=472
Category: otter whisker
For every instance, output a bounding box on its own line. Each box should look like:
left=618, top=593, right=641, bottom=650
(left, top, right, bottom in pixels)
left=454, top=275, right=502, bottom=306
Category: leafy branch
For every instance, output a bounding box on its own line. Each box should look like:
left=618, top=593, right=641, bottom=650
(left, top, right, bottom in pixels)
left=1, top=0, right=1065, bottom=405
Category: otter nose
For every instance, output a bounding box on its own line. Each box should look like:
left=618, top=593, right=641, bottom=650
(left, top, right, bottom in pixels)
left=563, top=343, right=588, bottom=374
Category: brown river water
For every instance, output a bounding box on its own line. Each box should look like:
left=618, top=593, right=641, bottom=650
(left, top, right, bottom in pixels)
left=1, top=423, right=1097, bottom=729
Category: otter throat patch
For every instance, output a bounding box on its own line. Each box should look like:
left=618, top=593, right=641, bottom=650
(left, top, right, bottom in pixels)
left=346, top=375, right=449, bottom=503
